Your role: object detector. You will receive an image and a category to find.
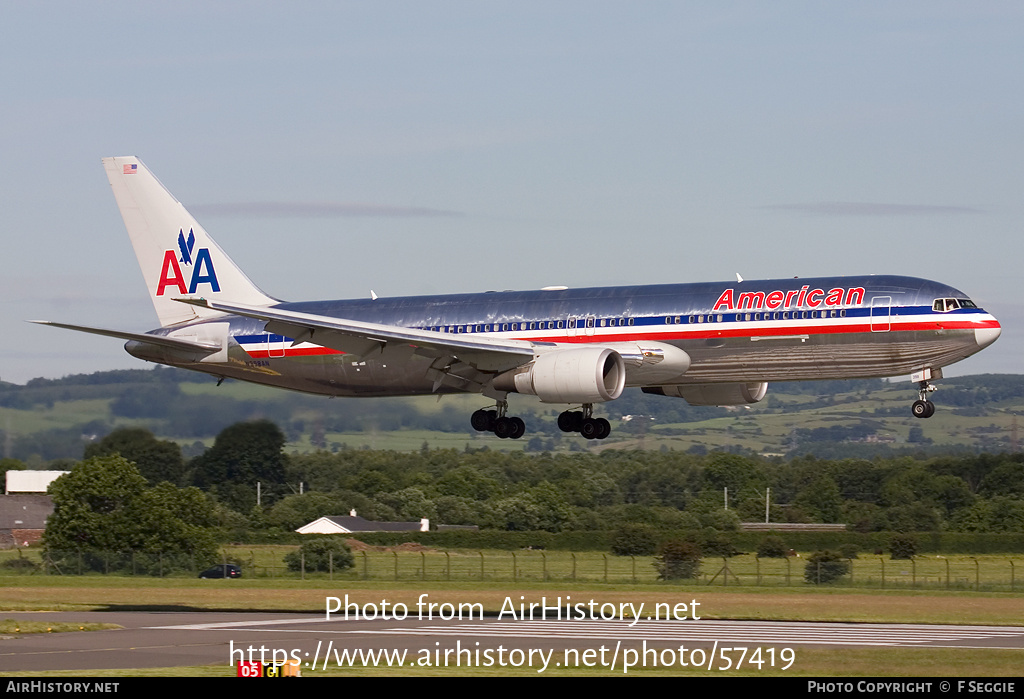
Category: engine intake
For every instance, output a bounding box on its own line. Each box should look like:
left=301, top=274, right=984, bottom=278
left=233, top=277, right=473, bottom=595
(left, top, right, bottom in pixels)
left=494, top=347, right=626, bottom=403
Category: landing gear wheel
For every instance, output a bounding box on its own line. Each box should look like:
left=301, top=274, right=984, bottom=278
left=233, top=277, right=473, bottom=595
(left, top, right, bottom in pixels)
left=558, top=410, right=583, bottom=432
left=509, top=416, right=526, bottom=439
left=470, top=409, right=493, bottom=432
left=580, top=418, right=600, bottom=440
left=494, top=417, right=513, bottom=439
left=912, top=400, right=935, bottom=419
left=594, top=417, right=611, bottom=440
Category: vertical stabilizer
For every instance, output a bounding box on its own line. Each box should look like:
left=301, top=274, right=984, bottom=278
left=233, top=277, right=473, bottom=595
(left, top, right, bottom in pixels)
left=103, top=156, right=276, bottom=327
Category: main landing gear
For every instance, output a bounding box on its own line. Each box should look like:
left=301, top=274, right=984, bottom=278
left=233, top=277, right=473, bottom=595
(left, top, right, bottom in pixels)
left=911, top=380, right=937, bottom=419
left=557, top=404, right=611, bottom=440
left=471, top=401, right=526, bottom=439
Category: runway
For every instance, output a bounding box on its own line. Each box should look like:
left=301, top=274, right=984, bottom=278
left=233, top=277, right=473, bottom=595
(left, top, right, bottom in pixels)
left=2, top=612, right=1023, bottom=673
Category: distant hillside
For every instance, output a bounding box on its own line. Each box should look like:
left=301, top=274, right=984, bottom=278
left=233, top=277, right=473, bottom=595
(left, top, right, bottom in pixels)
left=1, top=367, right=1022, bottom=462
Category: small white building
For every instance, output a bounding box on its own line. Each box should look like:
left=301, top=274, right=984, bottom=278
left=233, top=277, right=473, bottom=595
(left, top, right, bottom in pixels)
left=5, top=471, right=68, bottom=494
left=297, top=514, right=429, bottom=535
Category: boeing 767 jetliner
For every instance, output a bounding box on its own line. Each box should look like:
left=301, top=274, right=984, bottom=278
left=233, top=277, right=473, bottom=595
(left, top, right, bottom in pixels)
left=34, top=157, right=1001, bottom=440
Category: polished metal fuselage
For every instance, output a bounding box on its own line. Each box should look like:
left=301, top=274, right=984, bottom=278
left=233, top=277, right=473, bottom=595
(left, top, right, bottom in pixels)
left=126, top=274, right=1000, bottom=398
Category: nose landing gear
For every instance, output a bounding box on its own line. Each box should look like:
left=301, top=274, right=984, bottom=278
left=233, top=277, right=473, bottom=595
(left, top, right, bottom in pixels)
left=911, top=380, right=937, bottom=419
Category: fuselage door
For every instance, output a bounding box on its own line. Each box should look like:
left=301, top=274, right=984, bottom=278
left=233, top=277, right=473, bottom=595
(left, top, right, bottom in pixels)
left=870, top=296, right=891, bottom=332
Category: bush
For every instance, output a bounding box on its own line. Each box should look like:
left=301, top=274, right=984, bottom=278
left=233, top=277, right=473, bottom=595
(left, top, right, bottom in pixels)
left=611, top=524, right=658, bottom=556
left=702, top=531, right=739, bottom=558
left=1, top=555, right=39, bottom=573
left=284, top=537, right=354, bottom=573
left=653, top=540, right=702, bottom=580
left=838, top=543, right=860, bottom=559
left=804, top=550, right=850, bottom=585
left=889, top=534, right=918, bottom=559
left=756, top=535, right=787, bottom=558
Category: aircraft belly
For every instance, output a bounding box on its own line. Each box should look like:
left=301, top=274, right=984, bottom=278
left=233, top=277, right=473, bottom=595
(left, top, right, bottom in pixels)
left=148, top=342, right=450, bottom=398
left=677, top=328, right=977, bottom=383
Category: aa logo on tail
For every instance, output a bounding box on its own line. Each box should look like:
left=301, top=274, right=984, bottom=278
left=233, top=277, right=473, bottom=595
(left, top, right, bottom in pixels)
left=156, top=228, right=221, bottom=296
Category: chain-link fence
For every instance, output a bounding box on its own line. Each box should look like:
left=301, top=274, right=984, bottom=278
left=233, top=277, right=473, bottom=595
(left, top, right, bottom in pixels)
left=2, top=549, right=1021, bottom=590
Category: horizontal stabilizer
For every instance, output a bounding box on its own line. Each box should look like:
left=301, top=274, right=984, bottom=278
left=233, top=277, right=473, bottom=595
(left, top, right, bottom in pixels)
left=29, top=320, right=222, bottom=353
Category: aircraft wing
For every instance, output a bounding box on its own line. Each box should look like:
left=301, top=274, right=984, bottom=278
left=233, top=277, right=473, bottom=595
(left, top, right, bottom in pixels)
left=177, top=298, right=538, bottom=373
left=28, top=320, right=223, bottom=354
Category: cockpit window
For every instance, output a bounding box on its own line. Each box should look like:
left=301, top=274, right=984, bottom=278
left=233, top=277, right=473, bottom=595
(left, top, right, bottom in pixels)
left=933, top=297, right=976, bottom=312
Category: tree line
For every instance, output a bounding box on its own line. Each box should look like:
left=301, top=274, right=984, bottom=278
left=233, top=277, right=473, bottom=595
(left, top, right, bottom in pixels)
left=26, top=420, right=1024, bottom=553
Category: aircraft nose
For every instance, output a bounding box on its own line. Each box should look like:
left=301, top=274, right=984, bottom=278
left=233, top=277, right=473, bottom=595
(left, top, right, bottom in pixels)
left=975, top=324, right=1001, bottom=348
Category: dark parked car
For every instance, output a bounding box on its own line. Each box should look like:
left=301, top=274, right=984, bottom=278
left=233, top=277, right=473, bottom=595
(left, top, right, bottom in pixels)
left=198, top=564, right=242, bottom=579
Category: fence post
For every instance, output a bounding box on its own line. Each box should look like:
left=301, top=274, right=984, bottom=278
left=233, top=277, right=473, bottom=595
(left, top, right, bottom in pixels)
left=421, top=551, right=426, bottom=581
left=542, top=551, right=547, bottom=582
left=756, top=556, right=761, bottom=586
left=329, top=552, right=334, bottom=581
left=446, top=551, right=451, bottom=581
left=1011, top=560, right=1015, bottom=592
left=301, top=552, right=306, bottom=580
left=785, top=557, right=790, bottom=586
left=603, top=554, right=608, bottom=583
left=511, top=551, right=517, bottom=581
left=911, top=557, right=916, bottom=588
left=393, top=551, right=398, bottom=581
left=973, top=557, right=979, bottom=591
left=631, top=556, right=636, bottom=584
left=945, top=558, right=950, bottom=590
left=880, top=557, right=885, bottom=589
left=480, top=551, right=485, bottom=580
left=362, top=550, right=368, bottom=580
left=571, top=553, right=576, bottom=582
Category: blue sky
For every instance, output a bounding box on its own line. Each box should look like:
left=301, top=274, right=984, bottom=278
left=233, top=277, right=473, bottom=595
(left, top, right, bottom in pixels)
left=3, top=2, right=1022, bottom=383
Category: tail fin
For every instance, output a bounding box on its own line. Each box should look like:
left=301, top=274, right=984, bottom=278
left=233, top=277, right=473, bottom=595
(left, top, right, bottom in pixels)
left=103, top=156, right=276, bottom=327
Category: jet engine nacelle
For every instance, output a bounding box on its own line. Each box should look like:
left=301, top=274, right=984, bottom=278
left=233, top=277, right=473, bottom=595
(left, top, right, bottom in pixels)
left=494, top=347, right=626, bottom=403
left=643, top=382, right=768, bottom=406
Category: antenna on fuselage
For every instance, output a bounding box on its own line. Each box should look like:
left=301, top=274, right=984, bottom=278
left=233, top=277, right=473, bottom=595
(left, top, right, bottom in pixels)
left=370, top=290, right=378, bottom=301
left=735, top=273, right=744, bottom=283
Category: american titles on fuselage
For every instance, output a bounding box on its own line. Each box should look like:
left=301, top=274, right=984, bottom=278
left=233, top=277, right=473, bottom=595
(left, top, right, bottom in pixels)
left=713, top=286, right=864, bottom=312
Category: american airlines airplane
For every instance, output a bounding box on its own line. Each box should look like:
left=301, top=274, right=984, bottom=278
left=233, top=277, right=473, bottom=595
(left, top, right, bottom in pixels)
left=35, top=157, right=1002, bottom=440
